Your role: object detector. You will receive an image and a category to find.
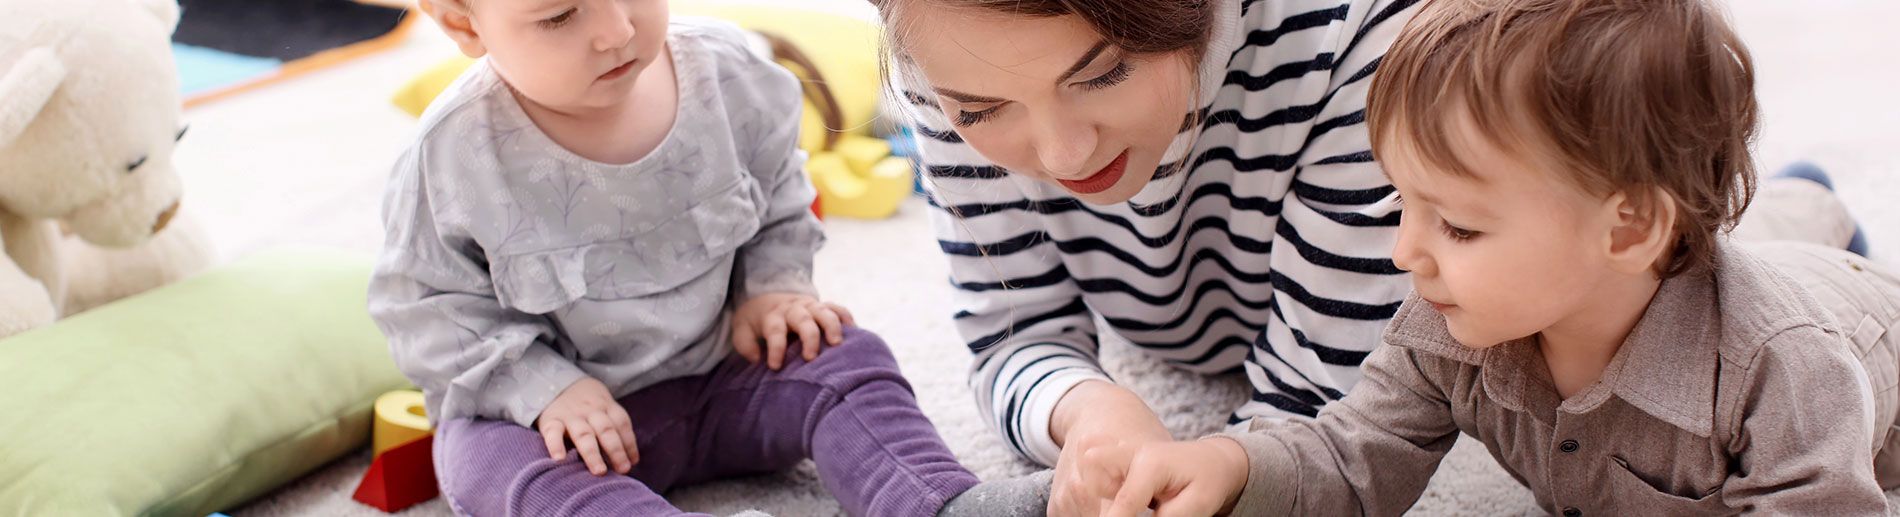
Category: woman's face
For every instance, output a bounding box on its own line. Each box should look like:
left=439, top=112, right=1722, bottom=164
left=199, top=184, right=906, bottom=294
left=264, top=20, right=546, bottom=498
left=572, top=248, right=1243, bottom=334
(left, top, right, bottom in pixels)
left=897, top=4, right=1198, bottom=204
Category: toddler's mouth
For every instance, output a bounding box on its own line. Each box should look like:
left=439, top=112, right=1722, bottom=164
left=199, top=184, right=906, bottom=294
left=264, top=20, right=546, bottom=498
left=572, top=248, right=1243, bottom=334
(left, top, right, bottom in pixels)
left=599, top=59, right=637, bottom=81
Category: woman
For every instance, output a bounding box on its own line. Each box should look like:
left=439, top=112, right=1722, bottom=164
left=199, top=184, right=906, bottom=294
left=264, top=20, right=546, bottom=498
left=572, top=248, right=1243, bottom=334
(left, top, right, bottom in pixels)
left=871, top=0, right=1421, bottom=512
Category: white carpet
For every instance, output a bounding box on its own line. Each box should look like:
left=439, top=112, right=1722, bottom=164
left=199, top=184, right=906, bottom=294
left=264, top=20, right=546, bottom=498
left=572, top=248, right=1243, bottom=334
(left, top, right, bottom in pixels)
left=182, top=0, right=1900, bottom=515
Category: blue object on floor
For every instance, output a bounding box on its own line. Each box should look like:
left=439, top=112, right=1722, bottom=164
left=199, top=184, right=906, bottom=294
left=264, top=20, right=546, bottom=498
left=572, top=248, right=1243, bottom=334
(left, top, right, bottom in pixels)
left=1773, top=161, right=1869, bottom=256
left=173, top=43, right=281, bottom=98
left=890, top=126, right=929, bottom=196
left=1775, top=161, right=1834, bottom=191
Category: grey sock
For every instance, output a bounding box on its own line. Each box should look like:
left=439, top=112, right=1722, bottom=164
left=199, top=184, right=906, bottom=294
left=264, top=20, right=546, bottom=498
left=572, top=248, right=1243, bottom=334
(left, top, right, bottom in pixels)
left=937, top=469, right=1055, bottom=517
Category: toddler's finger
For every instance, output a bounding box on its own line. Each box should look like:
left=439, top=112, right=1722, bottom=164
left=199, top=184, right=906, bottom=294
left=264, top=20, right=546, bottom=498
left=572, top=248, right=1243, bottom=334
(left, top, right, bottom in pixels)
left=589, top=412, right=632, bottom=474
left=826, top=302, right=857, bottom=328
left=1153, top=485, right=1224, bottom=517
left=540, top=420, right=568, bottom=461
left=609, top=407, right=640, bottom=466
left=813, top=304, right=845, bottom=345
left=789, top=307, right=822, bottom=361
left=568, top=420, right=608, bottom=475
left=1104, top=469, right=1160, bottom=517
left=732, top=322, right=761, bottom=363
left=763, top=314, right=789, bottom=370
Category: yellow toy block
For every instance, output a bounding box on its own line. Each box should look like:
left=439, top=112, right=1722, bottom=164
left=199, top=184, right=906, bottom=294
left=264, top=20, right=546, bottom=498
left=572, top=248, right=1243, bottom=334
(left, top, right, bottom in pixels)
left=809, top=152, right=912, bottom=220
left=833, top=135, right=892, bottom=177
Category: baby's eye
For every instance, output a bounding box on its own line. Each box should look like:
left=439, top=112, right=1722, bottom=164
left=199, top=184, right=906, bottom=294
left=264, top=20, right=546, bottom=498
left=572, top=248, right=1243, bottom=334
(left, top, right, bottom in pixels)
left=540, top=9, right=576, bottom=29
left=127, top=155, right=148, bottom=173
left=1440, top=221, right=1479, bottom=242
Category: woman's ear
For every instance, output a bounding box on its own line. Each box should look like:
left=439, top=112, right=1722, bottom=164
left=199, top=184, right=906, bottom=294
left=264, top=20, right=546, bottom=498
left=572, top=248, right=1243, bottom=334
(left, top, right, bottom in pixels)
left=420, top=0, right=488, bottom=58
left=1603, top=186, right=1679, bottom=276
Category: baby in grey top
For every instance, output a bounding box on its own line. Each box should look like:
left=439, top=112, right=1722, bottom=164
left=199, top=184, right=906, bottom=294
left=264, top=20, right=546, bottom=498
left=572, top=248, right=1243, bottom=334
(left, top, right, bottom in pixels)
left=368, top=18, right=821, bottom=429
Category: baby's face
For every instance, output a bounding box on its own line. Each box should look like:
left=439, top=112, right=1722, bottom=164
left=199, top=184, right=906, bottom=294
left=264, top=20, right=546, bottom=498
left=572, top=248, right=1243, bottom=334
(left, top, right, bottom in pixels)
left=469, top=0, right=668, bottom=113
left=1380, top=112, right=1624, bottom=349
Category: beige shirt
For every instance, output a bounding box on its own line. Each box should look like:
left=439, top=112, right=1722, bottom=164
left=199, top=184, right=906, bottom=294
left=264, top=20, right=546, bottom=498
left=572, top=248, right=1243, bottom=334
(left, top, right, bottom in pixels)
left=1229, top=241, right=1897, bottom=516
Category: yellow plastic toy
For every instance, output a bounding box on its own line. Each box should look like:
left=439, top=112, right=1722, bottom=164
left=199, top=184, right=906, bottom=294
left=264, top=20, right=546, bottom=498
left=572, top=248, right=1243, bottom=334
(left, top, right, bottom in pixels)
left=390, top=3, right=915, bottom=219
left=370, top=389, right=432, bottom=457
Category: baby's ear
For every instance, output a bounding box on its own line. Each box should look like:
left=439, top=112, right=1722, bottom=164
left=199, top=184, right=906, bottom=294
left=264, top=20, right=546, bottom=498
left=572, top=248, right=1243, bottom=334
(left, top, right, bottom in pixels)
left=419, top=0, right=488, bottom=58
left=0, top=48, right=67, bottom=148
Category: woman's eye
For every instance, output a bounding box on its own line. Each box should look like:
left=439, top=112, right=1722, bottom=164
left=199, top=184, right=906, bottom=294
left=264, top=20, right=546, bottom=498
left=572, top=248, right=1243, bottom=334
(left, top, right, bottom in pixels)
left=1080, top=62, right=1135, bottom=91
left=953, top=107, right=999, bottom=128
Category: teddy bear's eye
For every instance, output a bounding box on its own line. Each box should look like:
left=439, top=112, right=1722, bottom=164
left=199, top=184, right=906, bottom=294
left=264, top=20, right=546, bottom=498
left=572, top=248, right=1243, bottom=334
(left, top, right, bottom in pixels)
left=128, top=156, right=148, bottom=173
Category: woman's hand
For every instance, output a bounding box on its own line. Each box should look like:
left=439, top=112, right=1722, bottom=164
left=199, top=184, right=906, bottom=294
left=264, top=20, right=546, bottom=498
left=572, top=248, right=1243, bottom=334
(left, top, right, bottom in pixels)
left=1047, top=380, right=1175, bottom=516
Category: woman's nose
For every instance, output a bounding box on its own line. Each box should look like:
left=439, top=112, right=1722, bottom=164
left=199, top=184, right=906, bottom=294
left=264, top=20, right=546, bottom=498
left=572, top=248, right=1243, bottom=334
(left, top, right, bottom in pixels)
left=1031, top=113, right=1097, bottom=178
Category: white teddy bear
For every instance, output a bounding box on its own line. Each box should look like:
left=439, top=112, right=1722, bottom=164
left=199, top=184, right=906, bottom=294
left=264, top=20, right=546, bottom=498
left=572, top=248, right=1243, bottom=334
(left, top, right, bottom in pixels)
left=0, top=0, right=213, bottom=338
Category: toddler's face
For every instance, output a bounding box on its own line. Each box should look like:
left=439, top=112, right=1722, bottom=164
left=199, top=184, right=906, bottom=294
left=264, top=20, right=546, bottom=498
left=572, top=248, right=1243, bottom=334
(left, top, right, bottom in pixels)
left=469, top=0, right=669, bottom=113
left=1380, top=111, right=1624, bottom=349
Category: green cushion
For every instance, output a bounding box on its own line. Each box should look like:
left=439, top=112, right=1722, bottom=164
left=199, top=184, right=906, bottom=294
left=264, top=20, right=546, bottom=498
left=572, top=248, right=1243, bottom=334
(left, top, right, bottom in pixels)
left=0, top=248, right=408, bottom=516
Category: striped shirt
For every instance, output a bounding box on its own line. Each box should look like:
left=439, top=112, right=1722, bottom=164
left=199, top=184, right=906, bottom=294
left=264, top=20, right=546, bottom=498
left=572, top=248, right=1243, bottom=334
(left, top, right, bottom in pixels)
left=901, top=0, right=1421, bottom=466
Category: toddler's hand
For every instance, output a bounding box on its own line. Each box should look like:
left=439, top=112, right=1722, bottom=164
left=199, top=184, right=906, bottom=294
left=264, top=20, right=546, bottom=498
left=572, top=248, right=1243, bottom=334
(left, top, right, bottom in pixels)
left=1102, top=437, right=1250, bottom=517
left=731, top=293, right=855, bottom=370
left=536, top=376, right=638, bottom=476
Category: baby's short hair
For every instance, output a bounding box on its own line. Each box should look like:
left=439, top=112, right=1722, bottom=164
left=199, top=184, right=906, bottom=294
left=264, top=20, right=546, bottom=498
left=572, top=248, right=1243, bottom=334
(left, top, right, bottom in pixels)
left=1368, top=0, right=1759, bottom=277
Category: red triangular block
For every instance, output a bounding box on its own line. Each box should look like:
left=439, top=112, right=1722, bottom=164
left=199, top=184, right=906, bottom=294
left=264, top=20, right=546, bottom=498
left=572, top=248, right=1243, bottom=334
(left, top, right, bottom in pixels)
left=352, top=434, right=440, bottom=512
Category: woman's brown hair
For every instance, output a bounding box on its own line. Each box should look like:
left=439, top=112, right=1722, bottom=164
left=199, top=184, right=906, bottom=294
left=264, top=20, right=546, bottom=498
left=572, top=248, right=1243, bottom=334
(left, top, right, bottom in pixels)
left=870, top=0, right=1217, bottom=74
left=1367, top=0, right=1760, bottom=278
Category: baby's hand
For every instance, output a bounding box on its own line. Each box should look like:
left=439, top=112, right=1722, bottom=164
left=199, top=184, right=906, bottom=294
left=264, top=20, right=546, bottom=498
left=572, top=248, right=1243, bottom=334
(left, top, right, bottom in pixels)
left=731, top=293, right=856, bottom=370
left=1102, top=437, right=1250, bottom=517
left=536, top=377, right=638, bottom=476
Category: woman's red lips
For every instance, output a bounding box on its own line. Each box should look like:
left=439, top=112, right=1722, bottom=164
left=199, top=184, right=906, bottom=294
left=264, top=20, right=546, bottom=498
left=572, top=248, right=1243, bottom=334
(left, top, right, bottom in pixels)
left=1058, top=151, right=1128, bottom=194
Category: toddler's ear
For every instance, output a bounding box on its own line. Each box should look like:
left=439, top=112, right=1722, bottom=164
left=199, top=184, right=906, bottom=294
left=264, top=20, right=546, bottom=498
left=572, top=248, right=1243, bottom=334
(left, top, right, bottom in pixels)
left=419, top=0, right=488, bottom=58
left=1604, top=186, right=1679, bottom=276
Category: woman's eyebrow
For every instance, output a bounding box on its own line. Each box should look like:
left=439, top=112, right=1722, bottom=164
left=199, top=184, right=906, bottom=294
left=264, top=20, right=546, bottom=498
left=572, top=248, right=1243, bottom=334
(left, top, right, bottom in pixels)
left=1057, top=41, right=1111, bottom=84
left=932, top=87, right=1005, bottom=104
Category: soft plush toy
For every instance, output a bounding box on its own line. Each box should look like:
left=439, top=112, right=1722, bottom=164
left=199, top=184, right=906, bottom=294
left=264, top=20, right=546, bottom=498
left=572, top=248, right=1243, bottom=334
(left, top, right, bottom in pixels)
left=0, top=0, right=213, bottom=337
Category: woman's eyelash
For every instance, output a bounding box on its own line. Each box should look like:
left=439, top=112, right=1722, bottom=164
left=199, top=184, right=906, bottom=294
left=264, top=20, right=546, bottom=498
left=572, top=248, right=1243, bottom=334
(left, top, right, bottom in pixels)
left=953, top=107, right=999, bottom=128
left=950, top=61, right=1135, bottom=127
left=541, top=9, right=576, bottom=28
left=1081, top=62, right=1134, bottom=90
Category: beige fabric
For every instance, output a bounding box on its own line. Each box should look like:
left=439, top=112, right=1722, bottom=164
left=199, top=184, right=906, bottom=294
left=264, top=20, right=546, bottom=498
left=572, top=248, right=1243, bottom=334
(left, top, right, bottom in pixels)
left=1731, top=179, right=1859, bottom=249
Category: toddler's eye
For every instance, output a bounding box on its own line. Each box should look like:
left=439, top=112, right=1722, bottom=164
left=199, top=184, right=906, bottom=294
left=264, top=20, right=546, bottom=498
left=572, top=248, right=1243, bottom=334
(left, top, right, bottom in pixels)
left=541, top=9, right=576, bottom=29
left=1440, top=221, right=1478, bottom=242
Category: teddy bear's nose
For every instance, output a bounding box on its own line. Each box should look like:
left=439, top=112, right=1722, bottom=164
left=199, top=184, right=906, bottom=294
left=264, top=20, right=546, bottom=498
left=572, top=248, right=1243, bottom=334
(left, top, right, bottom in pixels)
left=153, top=201, right=180, bottom=234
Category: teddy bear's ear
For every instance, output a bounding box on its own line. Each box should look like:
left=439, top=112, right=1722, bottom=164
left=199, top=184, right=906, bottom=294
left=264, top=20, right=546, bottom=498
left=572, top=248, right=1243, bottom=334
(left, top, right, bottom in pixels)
left=0, top=47, right=67, bottom=148
left=142, top=0, right=183, bottom=31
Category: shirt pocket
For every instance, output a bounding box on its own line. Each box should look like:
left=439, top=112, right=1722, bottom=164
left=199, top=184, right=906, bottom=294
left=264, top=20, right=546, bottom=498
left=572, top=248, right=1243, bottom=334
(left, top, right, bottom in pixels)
left=1604, top=456, right=1729, bottom=516
left=487, top=182, right=762, bottom=314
